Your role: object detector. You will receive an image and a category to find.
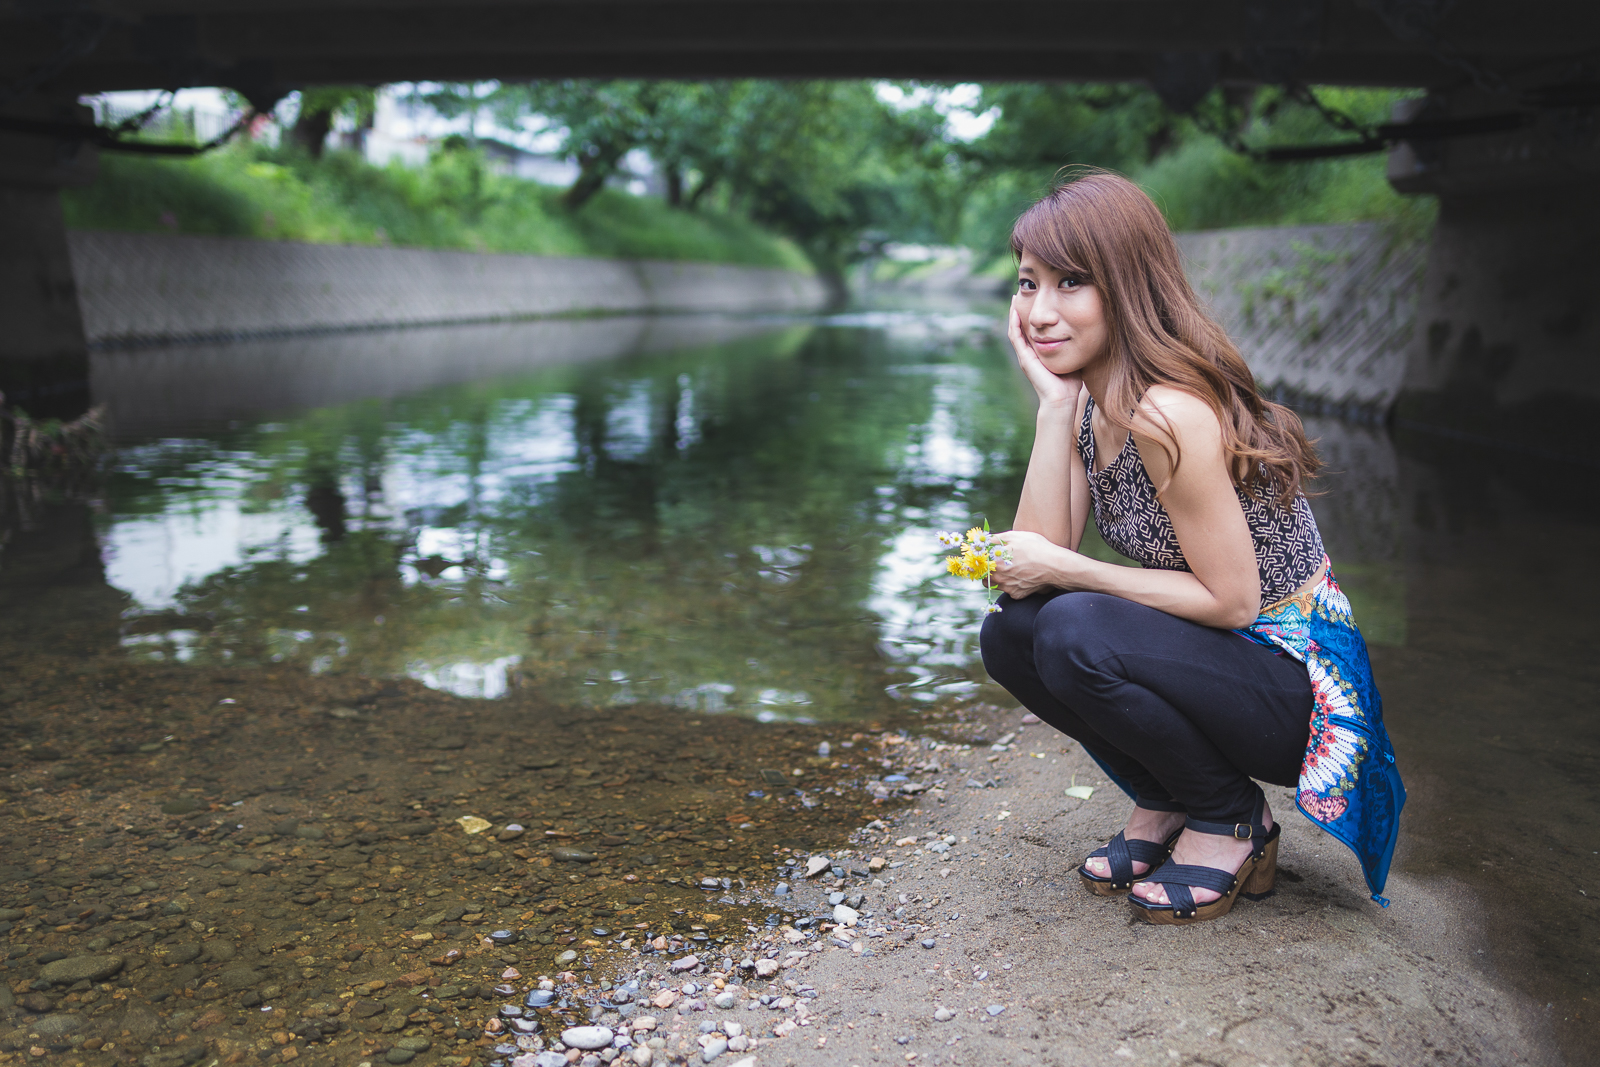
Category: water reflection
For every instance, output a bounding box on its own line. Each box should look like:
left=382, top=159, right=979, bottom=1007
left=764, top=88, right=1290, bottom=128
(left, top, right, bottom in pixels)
left=89, top=313, right=1032, bottom=720
left=77, top=314, right=1425, bottom=722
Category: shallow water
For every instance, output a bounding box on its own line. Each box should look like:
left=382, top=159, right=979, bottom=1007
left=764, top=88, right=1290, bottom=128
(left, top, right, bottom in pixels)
left=1, top=311, right=1595, bottom=1063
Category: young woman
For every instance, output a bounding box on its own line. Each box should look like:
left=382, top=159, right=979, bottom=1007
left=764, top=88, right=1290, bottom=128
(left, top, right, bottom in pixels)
left=980, top=171, right=1404, bottom=924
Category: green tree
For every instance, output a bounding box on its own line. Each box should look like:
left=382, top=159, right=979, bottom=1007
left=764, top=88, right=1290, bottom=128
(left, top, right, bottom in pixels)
left=291, top=85, right=377, bottom=159
left=493, top=80, right=952, bottom=291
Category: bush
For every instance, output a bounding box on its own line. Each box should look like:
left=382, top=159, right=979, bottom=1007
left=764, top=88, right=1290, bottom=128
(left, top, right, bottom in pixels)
left=61, top=142, right=813, bottom=271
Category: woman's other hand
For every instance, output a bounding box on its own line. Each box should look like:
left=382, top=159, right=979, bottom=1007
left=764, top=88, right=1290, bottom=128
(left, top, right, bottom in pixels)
left=1008, top=297, right=1084, bottom=412
left=992, top=529, right=1074, bottom=599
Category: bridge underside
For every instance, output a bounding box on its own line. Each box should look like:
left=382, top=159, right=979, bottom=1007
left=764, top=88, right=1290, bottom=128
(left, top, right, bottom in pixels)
left=2, top=1, right=1592, bottom=102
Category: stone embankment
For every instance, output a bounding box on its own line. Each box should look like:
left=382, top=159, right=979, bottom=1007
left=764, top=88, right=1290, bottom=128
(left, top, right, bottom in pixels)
left=1177, top=222, right=1425, bottom=415
left=66, top=232, right=829, bottom=348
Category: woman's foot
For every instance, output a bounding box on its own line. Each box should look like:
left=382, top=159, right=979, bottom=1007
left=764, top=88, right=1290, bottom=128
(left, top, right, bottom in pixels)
left=1130, top=799, right=1275, bottom=907
left=1082, top=806, right=1186, bottom=882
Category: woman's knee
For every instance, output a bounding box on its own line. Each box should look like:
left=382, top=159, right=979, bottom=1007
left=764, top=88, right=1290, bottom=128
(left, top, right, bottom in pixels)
left=1033, top=592, right=1147, bottom=686
left=979, top=593, right=1048, bottom=679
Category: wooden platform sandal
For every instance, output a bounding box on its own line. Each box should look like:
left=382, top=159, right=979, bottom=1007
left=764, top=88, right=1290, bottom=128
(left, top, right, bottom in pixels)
left=1079, top=827, right=1182, bottom=897
left=1126, top=796, right=1280, bottom=924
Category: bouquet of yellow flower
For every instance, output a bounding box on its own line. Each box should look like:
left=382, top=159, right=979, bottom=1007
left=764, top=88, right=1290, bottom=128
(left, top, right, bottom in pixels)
left=938, top=520, right=1012, bottom=614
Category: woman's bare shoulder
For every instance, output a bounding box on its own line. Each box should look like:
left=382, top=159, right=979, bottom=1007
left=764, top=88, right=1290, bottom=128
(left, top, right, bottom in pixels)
left=1133, top=385, right=1222, bottom=447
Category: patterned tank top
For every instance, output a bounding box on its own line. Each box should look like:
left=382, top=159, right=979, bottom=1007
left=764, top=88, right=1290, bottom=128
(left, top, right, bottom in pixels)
left=1078, top=397, right=1325, bottom=604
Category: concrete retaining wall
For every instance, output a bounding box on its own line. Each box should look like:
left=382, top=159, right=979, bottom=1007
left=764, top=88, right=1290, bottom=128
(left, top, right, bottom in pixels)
left=67, top=231, right=829, bottom=346
left=1177, top=222, right=1426, bottom=412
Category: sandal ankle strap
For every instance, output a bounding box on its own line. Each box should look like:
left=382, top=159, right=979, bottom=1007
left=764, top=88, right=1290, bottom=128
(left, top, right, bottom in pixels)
left=1184, top=816, right=1269, bottom=840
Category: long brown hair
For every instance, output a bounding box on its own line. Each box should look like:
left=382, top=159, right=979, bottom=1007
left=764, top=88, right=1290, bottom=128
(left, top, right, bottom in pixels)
left=1011, top=168, right=1320, bottom=506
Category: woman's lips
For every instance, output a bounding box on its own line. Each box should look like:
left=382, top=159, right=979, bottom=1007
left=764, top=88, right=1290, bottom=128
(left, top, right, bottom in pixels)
left=1031, top=336, right=1068, bottom=349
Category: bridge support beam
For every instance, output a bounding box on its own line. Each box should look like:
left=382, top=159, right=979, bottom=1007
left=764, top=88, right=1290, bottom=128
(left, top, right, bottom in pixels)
left=1389, top=86, right=1600, bottom=463
left=0, top=98, right=97, bottom=420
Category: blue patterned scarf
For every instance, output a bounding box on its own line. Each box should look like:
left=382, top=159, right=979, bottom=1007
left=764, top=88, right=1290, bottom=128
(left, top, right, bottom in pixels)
left=1235, top=557, right=1406, bottom=905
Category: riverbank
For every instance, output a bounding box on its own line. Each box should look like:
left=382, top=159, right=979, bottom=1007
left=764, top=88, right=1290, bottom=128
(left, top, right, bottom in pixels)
left=67, top=232, right=828, bottom=348
left=0, top=657, right=1561, bottom=1067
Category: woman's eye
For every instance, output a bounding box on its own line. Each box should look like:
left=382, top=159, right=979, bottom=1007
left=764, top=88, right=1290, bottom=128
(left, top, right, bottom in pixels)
left=1017, top=279, right=1035, bottom=291
left=1062, top=277, right=1081, bottom=289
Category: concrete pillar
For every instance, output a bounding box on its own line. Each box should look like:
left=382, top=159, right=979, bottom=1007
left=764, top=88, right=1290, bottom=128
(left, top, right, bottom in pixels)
left=1388, top=85, right=1600, bottom=463
left=0, top=97, right=97, bottom=419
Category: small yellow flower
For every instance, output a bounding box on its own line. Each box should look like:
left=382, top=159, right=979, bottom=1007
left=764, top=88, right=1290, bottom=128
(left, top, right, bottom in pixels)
left=959, top=546, right=994, bottom=580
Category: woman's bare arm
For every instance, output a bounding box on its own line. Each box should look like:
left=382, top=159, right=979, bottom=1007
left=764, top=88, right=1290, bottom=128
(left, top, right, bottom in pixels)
left=1012, top=390, right=1092, bottom=550
left=1007, top=302, right=1092, bottom=551
left=994, top=386, right=1262, bottom=629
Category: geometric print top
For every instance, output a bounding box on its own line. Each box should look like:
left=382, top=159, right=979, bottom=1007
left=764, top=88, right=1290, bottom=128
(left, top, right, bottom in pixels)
left=1078, top=396, right=1326, bottom=604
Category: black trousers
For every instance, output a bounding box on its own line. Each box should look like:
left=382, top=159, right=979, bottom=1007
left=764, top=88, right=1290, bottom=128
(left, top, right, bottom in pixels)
left=979, top=590, right=1312, bottom=823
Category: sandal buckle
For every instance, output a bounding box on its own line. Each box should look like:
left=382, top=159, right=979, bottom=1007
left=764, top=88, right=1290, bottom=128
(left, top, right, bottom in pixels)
left=1233, top=824, right=1253, bottom=840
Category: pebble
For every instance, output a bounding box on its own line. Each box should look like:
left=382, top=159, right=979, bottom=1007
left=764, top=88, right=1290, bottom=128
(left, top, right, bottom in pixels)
left=556, top=950, right=579, bottom=964
left=754, top=959, right=779, bottom=978
left=384, top=1050, right=416, bottom=1064
left=160, top=798, right=198, bottom=815
left=827, top=892, right=845, bottom=905
left=552, top=847, right=598, bottom=863
left=525, top=989, right=557, bottom=1008
left=831, top=904, right=859, bottom=926
left=32, top=1014, right=86, bottom=1036
left=0, top=908, right=24, bottom=921
left=490, top=929, right=520, bottom=945
left=560, top=1025, right=614, bottom=1051
left=803, top=855, right=830, bottom=878
left=920, top=939, right=936, bottom=949
left=934, top=1007, right=956, bottom=1021
left=700, top=1037, right=728, bottom=1061
left=984, top=1002, right=1005, bottom=1016
left=712, top=991, right=737, bottom=1009
left=670, top=954, right=700, bottom=972
left=40, top=955, right=124, bottom=984
left=773, top=882, right=789, bottom=895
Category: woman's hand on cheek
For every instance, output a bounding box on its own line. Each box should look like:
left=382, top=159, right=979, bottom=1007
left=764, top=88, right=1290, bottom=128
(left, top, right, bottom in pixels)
left=992, top=530, right=1071, bottom=599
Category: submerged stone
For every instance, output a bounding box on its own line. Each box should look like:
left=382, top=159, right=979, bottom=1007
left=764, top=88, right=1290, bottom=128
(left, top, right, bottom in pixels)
left=40, top=955, right=123, bottom=984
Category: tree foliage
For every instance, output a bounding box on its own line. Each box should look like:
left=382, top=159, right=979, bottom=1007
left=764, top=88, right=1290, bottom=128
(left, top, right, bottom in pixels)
left=460, top=80, right=951, bottom=280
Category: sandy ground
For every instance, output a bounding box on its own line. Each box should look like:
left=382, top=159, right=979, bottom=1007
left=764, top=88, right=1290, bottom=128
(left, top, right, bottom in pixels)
left=759, top=707, right=1564, bottom=1067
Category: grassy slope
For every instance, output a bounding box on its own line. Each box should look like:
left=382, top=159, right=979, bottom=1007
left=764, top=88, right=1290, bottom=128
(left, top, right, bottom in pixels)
left=61, top=145, right=814, bottom=273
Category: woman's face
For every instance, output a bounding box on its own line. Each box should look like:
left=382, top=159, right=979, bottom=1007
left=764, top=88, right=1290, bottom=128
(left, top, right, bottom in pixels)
left=1015, top=251, right=1109, bottom=376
